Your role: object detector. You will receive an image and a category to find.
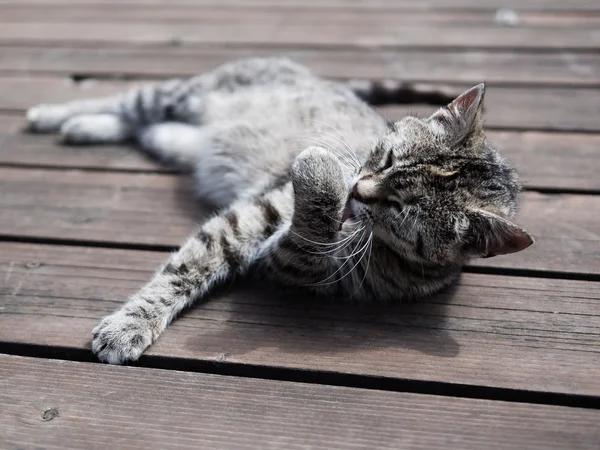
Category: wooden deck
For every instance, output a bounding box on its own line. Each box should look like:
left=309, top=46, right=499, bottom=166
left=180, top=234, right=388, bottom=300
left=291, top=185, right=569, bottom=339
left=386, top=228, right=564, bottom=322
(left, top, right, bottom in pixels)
left=1, top=1, right=599, bottom=448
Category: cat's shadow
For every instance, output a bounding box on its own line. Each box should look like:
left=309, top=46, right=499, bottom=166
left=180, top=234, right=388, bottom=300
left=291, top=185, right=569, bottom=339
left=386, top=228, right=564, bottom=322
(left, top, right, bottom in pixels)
left=180, top=280, right=461, bottom=362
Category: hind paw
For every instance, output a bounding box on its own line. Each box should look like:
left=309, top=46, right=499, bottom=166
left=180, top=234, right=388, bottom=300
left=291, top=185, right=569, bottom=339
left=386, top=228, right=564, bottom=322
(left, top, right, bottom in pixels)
left=26, top=104, right=70, bottom=133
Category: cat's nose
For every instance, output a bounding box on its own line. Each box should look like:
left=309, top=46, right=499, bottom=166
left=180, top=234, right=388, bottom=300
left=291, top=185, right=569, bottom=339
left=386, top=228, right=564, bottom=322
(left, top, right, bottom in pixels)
left=352, top=181, right=377, bottom=204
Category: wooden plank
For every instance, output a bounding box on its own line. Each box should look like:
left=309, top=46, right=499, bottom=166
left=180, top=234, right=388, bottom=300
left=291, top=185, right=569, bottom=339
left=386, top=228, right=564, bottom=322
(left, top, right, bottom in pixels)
left=1, top=243, right=599, bottom=397
left=0, top=0, right=599, bottom=12
left=1, top=115, right=598, bottom=191
left=0, top=14, right=597, bottom=50
left=488, top=131, right=600, bottom=191
left=2, top=5, right=599, bottom=27
left=1, top=46, right=599, bottom=87
left=2, top=77, right=600, bottom=132
left=3, top=355, right=599, bottom=450
left=0, top=115, right=169, bottom=172
left=0, top=168, right=598, bottom=275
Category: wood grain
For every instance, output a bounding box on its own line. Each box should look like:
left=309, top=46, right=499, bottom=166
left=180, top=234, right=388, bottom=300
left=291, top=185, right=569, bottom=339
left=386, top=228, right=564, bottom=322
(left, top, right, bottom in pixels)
left=3, top=355, right=599, bottom=450
left=3, top=77, right=600, bottom=132
left=2, top=4, right=600, bottom=26
left=0, top=168, right=598, bottom=275
left=0, top=0, right=599, bottom=12
left=0, top=9, right=598, bottom=50
left=2, top=115, right=598, bottom=191
left=1, top=243, right=599, bottom=396
left=1, top=46, right=599, bottom=87
left=0, top=115, right=169, bottom=172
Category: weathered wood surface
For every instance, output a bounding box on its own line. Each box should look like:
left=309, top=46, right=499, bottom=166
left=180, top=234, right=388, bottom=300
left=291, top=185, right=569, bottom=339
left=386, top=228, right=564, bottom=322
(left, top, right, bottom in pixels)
left=1, top=0, right=599, bottom=12
left=0, top=0, right=599, bottom=446
left=0, top=115, right=168, bottom=172
left=0, top=5, right=599, bottom=50
left=2, top=5, right=600, bottom=26
left=3, top=354, right=599, bottom=450
left=0, top=168, right=597, bottom=275
left=1, top=242, right=599, bottom=396
left=2, top=77, right=600, bottom=132
left=0, top=21, right=598, bottom=50
left=1, top=46, right=599, bottom=88
left=2, top=115, right=598, bottom=191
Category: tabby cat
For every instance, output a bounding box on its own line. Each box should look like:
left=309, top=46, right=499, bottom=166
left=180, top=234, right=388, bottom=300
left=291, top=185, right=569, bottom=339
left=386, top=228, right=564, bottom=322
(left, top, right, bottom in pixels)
left=26, top=58, right=533, bottom=364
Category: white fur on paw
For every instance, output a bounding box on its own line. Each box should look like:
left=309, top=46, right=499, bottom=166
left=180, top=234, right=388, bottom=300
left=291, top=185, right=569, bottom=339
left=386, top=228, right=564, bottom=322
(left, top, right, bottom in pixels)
left=92, top=311, right=154, bottom=364
left=26, top=104, right=70, bottom=133
left=60, top=114, right=129, bottom=144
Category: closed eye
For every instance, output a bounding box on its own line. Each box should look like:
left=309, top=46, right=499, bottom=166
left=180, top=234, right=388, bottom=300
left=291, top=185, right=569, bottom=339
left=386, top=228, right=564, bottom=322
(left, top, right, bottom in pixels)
left=381, top=151, right=394, bottom=171
left=385, top=195, right=404, bottom=208
left=386, top=194, right=419, bottom=208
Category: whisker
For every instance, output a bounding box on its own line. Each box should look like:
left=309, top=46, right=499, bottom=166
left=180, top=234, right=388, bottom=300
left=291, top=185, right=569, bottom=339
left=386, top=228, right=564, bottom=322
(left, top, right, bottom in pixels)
left=324, top=231, right=373, bottom=286
left=308, top=228, right=369, bottom=286
left=298, top=226, right=366, bottom=257
left=291, top=226, right=363, bottom=249
left=352, top=231, right=374, bottom=297
left=373, top=106, right=394, bottom=130
left=309, top=119, right=362, bottom=167
left=287, top=137, right=355, bottom=172
left=311, top=128, right=361, bottom=169
left=290, top=129, right=361, bottom=171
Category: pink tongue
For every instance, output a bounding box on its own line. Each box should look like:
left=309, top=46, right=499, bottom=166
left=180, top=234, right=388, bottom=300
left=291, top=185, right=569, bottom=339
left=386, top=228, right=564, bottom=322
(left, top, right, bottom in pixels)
left=339, top=202, right=354, bottom=230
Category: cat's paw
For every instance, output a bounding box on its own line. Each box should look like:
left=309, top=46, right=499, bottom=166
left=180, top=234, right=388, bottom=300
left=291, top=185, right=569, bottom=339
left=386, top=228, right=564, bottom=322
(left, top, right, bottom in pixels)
left=60, top=114, right=129, bottom=145
left=26, top=104, right=70, bottom=133
left=292, top=146, right=347, bottom=201
left=292, top=147, right=348, bottom=232
left=92, top=311, right=154, bottom=364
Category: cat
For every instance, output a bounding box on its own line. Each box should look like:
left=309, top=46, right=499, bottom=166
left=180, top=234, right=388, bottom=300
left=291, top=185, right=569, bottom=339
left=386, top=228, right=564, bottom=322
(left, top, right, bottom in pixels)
left=26, top=57, right=533, bottom=364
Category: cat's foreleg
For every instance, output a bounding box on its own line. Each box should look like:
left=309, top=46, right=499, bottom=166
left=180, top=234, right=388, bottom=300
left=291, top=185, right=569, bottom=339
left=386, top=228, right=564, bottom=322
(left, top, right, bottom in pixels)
left=91, top=187, right=291, bottom=364
left=260, top=147, right=353, bottom=296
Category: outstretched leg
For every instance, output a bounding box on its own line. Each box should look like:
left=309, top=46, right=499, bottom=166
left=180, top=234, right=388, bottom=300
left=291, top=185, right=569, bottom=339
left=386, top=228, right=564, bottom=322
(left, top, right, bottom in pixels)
left=59, top=114, right=133, bottom=144
left=91, top=181, right=294, bottom=364
left=26, top=79, right=186, bottom=137
left=91, top=146, right=354, bottom=364
left=26, top=57, right=313, bottom=140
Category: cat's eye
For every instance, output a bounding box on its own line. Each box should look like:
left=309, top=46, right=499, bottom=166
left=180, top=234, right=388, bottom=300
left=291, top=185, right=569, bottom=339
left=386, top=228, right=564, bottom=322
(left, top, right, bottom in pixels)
left=381, top=151, right=394, bottom=171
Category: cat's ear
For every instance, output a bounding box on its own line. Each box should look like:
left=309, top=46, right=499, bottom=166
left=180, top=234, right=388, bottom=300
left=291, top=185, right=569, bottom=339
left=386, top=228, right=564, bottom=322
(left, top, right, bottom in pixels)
left=429, top=83, right=485, bottom=143
left=464, top=209, right=534, bottom=258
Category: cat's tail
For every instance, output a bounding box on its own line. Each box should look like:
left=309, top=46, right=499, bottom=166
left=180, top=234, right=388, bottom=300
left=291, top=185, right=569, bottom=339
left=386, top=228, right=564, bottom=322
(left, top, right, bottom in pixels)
left=346, top=79, right=457, bottom=106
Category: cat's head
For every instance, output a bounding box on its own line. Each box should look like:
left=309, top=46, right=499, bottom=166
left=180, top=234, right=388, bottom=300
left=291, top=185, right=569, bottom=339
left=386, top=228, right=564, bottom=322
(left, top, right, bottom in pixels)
left=350, top=83, right=533, bottom=266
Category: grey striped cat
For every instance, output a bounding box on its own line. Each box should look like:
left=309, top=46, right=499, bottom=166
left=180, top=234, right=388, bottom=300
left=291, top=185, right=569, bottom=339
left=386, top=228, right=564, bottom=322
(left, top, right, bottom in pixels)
left=27, top=57, right=533, bottom=364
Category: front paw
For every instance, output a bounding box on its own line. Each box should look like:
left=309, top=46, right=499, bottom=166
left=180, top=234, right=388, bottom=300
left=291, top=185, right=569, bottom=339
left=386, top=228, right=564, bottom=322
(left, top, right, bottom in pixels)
left=291, top=146, right=348, bottom=233
left=292, top=146, right=347, bottom=202
left=92, top=311, right=154, bottom=364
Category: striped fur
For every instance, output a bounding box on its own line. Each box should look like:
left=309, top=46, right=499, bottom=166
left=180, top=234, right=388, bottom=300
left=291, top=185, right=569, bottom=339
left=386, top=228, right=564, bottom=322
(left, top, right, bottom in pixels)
left=26, top=58, right=533, bottom=364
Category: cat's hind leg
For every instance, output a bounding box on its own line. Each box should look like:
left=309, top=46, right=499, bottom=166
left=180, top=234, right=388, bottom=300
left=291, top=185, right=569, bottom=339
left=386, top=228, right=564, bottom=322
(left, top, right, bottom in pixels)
left=137, top=122, right=208, bottom=169
left=26, top=79, right=186, bottom=134
left=27, top=96, right=124, bottom=133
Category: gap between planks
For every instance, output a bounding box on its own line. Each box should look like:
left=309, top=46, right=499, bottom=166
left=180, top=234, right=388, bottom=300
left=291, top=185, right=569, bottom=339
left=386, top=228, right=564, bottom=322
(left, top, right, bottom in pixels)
left=2, top=113, right=599, bottom=192
left=1, top=242, right=599, bottom=400
left=0, top=167, right=598, bottom=276
left=0, top=5, right=599, bottom=53
left=0, top=45, right=599, bottom=89
left=2, top=354, right=599, bottom=450
left=2, top=76, right=600, bottom=132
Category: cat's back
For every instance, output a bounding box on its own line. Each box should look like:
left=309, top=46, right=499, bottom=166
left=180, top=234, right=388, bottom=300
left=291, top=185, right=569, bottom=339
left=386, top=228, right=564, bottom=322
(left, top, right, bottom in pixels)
left=199, top=75, right=388, bottom=155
